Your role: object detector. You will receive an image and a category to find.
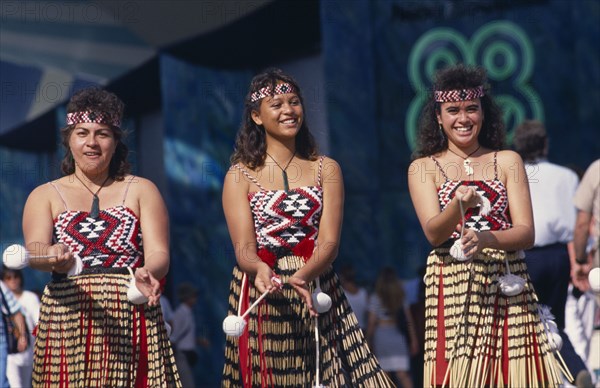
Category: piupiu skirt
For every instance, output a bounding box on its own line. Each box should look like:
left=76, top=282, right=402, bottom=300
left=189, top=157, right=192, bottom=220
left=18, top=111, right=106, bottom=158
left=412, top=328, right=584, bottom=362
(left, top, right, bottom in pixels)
left=423, top=247, right=569, bottom=387
left=32, top=271, right=181, bottom=388
left=222, top=255, right=395, bottom=387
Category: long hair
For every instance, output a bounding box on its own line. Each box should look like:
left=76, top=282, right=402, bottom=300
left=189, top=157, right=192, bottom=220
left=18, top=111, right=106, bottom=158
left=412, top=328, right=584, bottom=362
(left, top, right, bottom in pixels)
left=413, top=64, right=506, bottom=159
left=60, top=87, right=130, bottom=180
left=374, top=267, right=405, bottom=315
left=230, top=68, right=318, bottom=169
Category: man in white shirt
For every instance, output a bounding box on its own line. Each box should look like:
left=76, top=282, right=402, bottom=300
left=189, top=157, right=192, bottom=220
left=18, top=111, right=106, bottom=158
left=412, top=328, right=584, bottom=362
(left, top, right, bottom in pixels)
left=513, top=120, right=590, bottom=386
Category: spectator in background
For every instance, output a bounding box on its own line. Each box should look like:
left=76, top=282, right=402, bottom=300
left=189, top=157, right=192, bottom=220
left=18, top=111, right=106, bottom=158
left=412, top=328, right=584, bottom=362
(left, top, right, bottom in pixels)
left=170, top=283, right=199, bottom=388
left=571, top=159, right=600, bottom=383
left=366, top=266, right=418, bottom=388
left=513, top=120, right=591, bottom=386
left=1, top=280, right=28, bottom=387
left=573, top=159, right=600, bottom=290
left=339, top=264, right=369, bottom=330
left=2, top=267, right=41, bottom=388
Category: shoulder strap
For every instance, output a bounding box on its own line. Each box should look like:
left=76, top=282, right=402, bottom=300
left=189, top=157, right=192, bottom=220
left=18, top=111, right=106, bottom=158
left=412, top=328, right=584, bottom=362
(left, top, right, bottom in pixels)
left=493, top=151, right=498, bottom=179
left=121, top=175, right=136, bottom=205
left=48, top=181, right=68, bottom=212
left=316, top=156, right=326, bottom=186
left=232, top=164, right=265, bottom=191
left=429, top=156, right=449, bottom=181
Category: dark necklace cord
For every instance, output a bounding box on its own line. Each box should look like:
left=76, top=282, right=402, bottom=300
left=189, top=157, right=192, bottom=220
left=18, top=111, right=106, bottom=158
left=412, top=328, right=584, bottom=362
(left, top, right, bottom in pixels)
left=447, top=145, right=481, bottom=176
left=446, top=145, right=481, bottom=160
left=266, top=151, right=296, bottom=192
left=73, top=174, right=110, bottom=218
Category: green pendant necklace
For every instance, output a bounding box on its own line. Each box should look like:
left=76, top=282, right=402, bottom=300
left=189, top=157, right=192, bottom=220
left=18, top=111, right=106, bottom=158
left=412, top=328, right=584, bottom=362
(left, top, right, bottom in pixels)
left=266, top=151, right=296, bottom=192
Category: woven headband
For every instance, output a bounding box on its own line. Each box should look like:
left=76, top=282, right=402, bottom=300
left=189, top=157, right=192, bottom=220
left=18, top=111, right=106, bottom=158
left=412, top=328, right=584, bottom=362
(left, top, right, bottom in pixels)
left=434, top=85, right=485, bottom=103
left=66, top=111, right=121, bottom=127
left=250, top=83, right=297, bottom=102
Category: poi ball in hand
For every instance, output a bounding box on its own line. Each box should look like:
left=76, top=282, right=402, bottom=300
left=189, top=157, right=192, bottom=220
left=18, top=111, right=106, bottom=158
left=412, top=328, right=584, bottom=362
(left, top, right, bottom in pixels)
left=312, top=291, right=332, bottom=313
left=223, top=315, right=247, bottom=337
left=2, top=244, right=29, bottom=269
left=449, top=240, right=469, bottom=261
left=127, top=277, right=149, bottom=304
left=589, top=267, right=600, bottom=293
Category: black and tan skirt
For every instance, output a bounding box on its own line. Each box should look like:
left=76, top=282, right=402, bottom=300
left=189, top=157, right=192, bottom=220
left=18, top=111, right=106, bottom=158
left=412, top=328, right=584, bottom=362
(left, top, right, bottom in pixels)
left=33, top=271, right=181, bottom=388
left=222, top=255, right=395, bottom=387
left=423, top=247, right=569, bottom=387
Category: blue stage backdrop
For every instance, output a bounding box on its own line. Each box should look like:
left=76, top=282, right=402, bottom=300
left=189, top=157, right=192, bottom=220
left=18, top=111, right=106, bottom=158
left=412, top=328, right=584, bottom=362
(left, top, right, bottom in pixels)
left=321, top=0, right=600, bottom=282
left=159, top=54, right=251, bottom=385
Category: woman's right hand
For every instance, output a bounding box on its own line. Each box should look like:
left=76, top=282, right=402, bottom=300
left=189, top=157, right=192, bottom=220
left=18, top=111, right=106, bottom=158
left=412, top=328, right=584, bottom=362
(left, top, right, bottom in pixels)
left=253, top=262, right=278, bottom=294
left=47, top=244, right=75, bottom=273
left=455, top=186, right=480, bottom=209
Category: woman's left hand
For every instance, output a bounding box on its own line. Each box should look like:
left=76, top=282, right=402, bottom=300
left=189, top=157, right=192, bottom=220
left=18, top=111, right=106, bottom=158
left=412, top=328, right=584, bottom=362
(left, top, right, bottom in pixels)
left=288, top=275, right=318, bottom=317
left=456, top=225, right=483, bottom=258
left=134, top=267, right=161, bottom=306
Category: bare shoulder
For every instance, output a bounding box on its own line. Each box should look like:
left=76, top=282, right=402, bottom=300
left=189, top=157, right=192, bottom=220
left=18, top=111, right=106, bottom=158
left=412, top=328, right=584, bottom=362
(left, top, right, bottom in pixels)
left=318, top=156, right=343, bottom=183
left=122, top=175, right=162, bottom=199
left=223, top=163, right=251, bottom=190
left=496, top=149, right=522, bottom=163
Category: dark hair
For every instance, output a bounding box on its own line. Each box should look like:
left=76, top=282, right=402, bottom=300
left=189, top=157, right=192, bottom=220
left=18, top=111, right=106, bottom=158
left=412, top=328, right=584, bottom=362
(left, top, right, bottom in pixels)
left=1, top=266, right=24, bottom=288
left=512, top=120, right=548, bottom=162
left=413, top=64, right=506, bottom=159
left=231, top=68, right=318, bottom=168
left=60, top=87, right=130, bottom=180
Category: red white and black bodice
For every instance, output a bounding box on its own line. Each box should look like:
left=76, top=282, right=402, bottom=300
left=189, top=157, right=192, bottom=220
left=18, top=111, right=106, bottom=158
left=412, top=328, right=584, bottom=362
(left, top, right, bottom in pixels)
left=431, top=152, right=512, bottom=240
left=49, top=178, right=143, bottom=269
left=233, top=157, right=325, bottom=267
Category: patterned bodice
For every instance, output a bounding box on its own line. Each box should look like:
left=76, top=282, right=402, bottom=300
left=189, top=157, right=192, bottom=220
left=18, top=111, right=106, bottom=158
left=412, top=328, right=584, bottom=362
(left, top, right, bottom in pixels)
left=50, top=180, right=143, bottom=269
left=431, top=154, right=512, bottom=239
left=234, top=158, right=325, bottom=267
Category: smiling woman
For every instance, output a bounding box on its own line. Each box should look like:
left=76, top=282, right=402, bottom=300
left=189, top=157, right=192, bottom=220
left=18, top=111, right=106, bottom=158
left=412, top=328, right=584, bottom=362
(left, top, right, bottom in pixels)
left=408, top=64, right=567, bottom=387
left=19, top=87, right=181, bottom=387
left=221, top=68, right=394, bottom=387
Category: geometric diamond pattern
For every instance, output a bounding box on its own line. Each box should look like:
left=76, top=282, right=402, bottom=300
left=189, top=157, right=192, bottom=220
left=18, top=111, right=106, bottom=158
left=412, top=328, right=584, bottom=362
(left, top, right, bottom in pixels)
left=249, top=186, right=322, bottom=254
left=53, top=205, right=143, bottom=268
left=438, top=179, right=511, bottom=239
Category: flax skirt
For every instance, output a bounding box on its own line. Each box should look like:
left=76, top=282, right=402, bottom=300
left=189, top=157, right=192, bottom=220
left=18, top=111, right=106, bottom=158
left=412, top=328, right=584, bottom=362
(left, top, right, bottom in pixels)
left=32, top=273, right=181, bottom=388
left=222, top=255, right=395, bottom=387
left=423, top=247, right=568, bottom=387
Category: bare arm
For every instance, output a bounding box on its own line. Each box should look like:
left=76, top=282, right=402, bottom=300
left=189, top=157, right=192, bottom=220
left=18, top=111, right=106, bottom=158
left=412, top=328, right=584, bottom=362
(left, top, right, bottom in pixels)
left=573, top=210, right=592, bottom=263
left=222, top=167, right=276, bottom=294
left=22, top=184, right=75, bottom=272
left=137, top=178, right=170, bottom=280
left=408, top=158, right=480, bottom=246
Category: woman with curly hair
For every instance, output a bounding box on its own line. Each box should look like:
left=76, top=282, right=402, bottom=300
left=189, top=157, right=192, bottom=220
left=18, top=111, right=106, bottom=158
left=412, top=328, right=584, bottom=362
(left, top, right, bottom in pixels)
left=408, top=64, right=567, bottom=387
left=21, top=87, right=181, bottom=386
left=221, top=68, right=393, bottom=387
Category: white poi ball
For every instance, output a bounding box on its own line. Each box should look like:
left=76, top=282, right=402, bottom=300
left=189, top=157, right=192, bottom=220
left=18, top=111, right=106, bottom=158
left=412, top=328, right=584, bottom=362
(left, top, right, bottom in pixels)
left=223, top=315, right=246, bottom=337
left=2, top=244, right=29, bottom=269
left=312, top=291, right=332, bottom=313
left=127, top=278, right=149, bottom=304
left=548, top=331, right=563, bottom=351
left=449, top=240, right=469, bottom=262
left=498, top=274, right=526, bottom=297
left=589, top=267, right=600, bottom=293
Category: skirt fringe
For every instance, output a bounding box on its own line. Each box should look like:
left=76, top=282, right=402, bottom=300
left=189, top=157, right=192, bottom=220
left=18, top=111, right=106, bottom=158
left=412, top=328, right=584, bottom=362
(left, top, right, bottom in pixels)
left=424, top=247, right=568, bottom=387
left=32, top=273, right=181, bottom=388
left=222, top=255, right=395, bottom=387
